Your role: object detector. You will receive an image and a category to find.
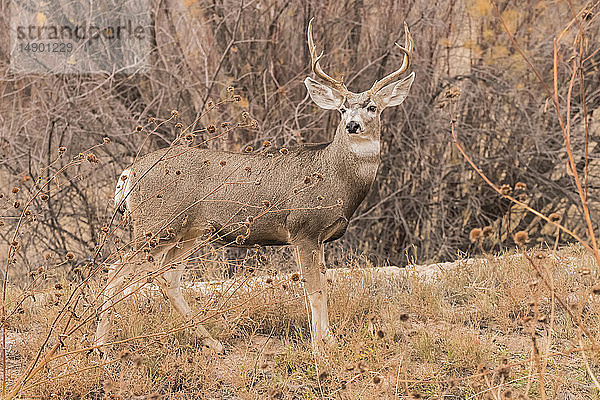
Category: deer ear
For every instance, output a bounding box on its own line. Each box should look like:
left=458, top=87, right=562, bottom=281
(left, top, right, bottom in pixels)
left=375, top=72, right=415, bottom=108
left=304, top=77, right=345, bottom=110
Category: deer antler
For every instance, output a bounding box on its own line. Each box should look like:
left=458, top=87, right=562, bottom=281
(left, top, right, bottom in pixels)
left=307, top=18, right=348, bottom=93
left=369, top=22, right=413, bottom=95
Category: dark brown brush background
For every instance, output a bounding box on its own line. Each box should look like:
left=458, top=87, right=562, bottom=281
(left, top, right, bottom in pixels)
left=1, top=0, right=599, bottom=281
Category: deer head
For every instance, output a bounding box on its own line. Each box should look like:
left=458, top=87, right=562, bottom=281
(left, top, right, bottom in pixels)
left=304, top=19, right=415, bottom=139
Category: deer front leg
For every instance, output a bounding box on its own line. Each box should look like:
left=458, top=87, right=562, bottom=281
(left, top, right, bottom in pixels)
left=295, top=241, right=333, bottom=350
left=155, top=246, right=224, bottom=354
left=94, top=258, right=135, bottom=356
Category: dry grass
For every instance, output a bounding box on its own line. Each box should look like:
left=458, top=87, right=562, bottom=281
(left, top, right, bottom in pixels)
left=4, top=244, right=599, bottom=399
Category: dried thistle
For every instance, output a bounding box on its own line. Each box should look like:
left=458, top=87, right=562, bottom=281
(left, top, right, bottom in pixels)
left=515, top=181, right=527, bottom=191
left=500, top=184, right=512, bottom=196
left=514, top=231, right=529, bottom=246
left=11, top=187, right=19, bottom=193
left=482, top=226, right=494, bottom=237
left=469, top=228, right=483, bottom=242
left=66, top=251, right=75, bottom=260
left=86, top=153, right=98, bottom=163
left=549, top=213, right=561, bottom=222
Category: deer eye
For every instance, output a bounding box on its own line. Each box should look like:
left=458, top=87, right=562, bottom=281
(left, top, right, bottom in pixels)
left=367, top=105, right=377, bottom=112
left=339, top=107, right=346, bottom=114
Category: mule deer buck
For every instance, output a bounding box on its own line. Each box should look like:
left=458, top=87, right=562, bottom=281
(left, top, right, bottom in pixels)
left=94, top=19, right=414, bottom=353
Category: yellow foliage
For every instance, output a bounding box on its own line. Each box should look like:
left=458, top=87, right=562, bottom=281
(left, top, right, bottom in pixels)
left=463, top=39, right=477, bottom=50
left=467, top=0, right=491, bottom=16
left=35, top=12, right=47, bottom=27
left=501, top=8, right=519, bottom=33
left=483, top=27, right=495, bottom=42
left=439, top=38, right=452, bottom=48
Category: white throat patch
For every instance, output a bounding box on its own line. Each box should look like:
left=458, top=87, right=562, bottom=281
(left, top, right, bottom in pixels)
left=349, top=138, right=380, bottom=157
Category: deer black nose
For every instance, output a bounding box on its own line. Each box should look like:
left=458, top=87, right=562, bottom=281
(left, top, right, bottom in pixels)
left=346, top=121, right=360, bottom=134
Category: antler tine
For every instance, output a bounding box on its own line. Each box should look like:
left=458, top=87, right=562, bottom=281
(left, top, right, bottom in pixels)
left=369, top=22, right=413, bottom=95
left=307, top=18, right=347, bottom=91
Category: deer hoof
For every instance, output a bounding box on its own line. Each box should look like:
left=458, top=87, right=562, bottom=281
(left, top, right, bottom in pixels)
left=203, top=337, right=225, bottom=354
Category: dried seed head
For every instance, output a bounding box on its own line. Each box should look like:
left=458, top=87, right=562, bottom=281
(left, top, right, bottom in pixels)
left=221, top=122, right=229, bottom=129
left=373, top=375, right=382, bottom=384
left=37, top=266, right=44, bottom=274
left=175, top=170, right=182, bottom=175
left=233, top=95, right=242, bottom=102
left=11, top=187, right=19, bottom=193
left=66, top=251, right=75, bottom=260
left=59, top=146, right=66, bottom=153
left=279, top=148, right=288, bottom=155
left=514, top=231, right=529, bottom=246
left=241, top=111, right=249, bottom=120
left=304, top=176, right=311, bottom=184
left=399, top=313, right=409, bottom=322
left=55, top=283, right=63, bottom=290
left=86, top=153, right=98, bottom=163
left=171, top=110, right=179, bottom=118
left=291, top=273, right=300, bottom=282
left=318, top=371, right=329, bottom=381
left=136, top=125, right=143, bottom=132
left=207, top=124, right=216, bottom=133
left=263, top=140, right=271, bottom=148
left=266, top=277, right=273, bottom=284
left=515, top=182, right=527, bottom=191
left=119, top=349, right=131, bottom=361
left=235, top=235, right=245, bottom=245
left=103, top=137, right=111, bottom=143
left=469, top=228, right=483, bottom=242
left=133, top=354, right=143, bottom=367
left=41, top=194, right=49, bottom=201
left=147, top=254, right=155, bottom=262
left=549, top=213, right=561, bottom=222
left=376, top=329, right=385, bottom=339
left=13, top=201, right=20, bottom=208
left=244, top=145, right=253, bottom=153
left=444, top=86, right=461, bottom=99
left=144, top=231, right=153, bottom=238
left=500, top=184, right=512, bottom=196
left=207, top=100, right=214, bottom=108
left=148, top=116, right=154, bottom=122
left=24, top=209, right=31, bottom=216
left=219, top=160, right=226, bottom=167
left=226, top=85, right=235, bottom=94
left=482, top=226, right=494, bottom=237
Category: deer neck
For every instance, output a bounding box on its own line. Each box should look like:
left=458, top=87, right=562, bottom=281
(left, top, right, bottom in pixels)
left=329, top=125, right=381, bottom=183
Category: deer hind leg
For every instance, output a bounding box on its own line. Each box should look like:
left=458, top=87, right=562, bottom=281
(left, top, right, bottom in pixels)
left=154, top=241, right=224, bottom=354
left=295, top=241, right=334, bottom=350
